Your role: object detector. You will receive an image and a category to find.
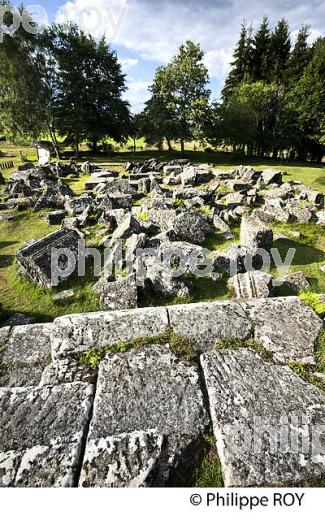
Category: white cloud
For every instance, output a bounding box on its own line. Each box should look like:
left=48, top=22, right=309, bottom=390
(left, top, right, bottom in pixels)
left=119, top=57, right=139, bottom=69
left=124, top=79, right=150, bottom=113
left=55, top=0, right=325, bottom=110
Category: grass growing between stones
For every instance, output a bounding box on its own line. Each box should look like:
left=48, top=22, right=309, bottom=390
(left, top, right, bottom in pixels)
left=0, top=150, right=324, bottom=320
left=288, top=331, right=325, bottom=393
left=168, top=434, right=223, bottom=487
left=216, top=337, right=274, bottom=362
left=79, top=326, right=198, bottom=368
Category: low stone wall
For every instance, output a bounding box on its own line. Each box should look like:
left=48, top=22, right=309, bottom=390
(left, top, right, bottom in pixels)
left=0, top=297, right=324, bottom=487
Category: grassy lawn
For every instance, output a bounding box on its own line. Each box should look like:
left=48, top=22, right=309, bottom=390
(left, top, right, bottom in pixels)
left=0, top=144, right=324, bottom=322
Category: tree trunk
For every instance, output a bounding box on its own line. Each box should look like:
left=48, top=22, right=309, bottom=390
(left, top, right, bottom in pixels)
left=167, top=139, right=173, bottom=151
left=133, top=137, right=136, bottom=152
left=180, top=138, right=185, bottom=153
left=47, top=122, right=60, bottom=159
left=92, top=137, right=98, bottom=153
left=272, top=148, right=279, bottom=160
left=75, top=138, right=79, bottom=159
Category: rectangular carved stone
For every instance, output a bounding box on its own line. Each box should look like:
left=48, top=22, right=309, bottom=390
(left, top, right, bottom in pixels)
left=0, top=323, right=52, bottom=387
left=239, top=297, right=323, bottom=363
left=16, top=228, right=82, bottom=288
left=167, top=301, right=252, bottom=352
left=0, top=383, right=94, bottom=487
left=79, top=344, right=209, bottom=487
left=201, top=348, right=325, bottom=487
left=51, top=306, right=169, bottom=359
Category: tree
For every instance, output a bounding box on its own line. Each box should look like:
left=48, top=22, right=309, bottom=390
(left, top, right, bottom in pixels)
left=269, top=18, right=291, bottom=83
left=150, top=41, right=211, bottom=152
left=287, top=37, right=325, bottom=161
left=40, top=24, right=130, bottom=156
left=138, top=94, right=180, bottom=150
left=286, top=25, right=312, bottom=84
left=0, top=1, right=46, bottom=140
left=222, top=22, right=253, bottom=100
left=251, top=16, right=271, bottom=82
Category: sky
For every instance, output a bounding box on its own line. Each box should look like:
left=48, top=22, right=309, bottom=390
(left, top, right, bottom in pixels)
left=12, top=0, right=325, bottom=112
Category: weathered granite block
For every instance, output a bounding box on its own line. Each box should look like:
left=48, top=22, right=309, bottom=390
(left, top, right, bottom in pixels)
left=16, top=228, right=82, bottom=288
left=167, top=301, right=252, bottom=352
left=240, top=214, right=273, bottom=251
left=239, top=297, right=323, bottom=363
left=201, top=348, right=325, bottom=487
left=51, top=306, right=169, bottom=359
left=0, top=383, right=94, bottom=486
left=79, top=344, right=209, bottom=486
left=0, top=323, right=52, bottom=387
left=228, top=271, right=274, bottom=299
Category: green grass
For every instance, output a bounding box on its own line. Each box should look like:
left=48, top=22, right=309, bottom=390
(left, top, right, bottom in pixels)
left=79, top=326, right=198, bottom=368
left=0, top=146, right=324, bottom=320
left=270, top=222, right=325, bottom=294
left=168, top=434, right=223, bottom=487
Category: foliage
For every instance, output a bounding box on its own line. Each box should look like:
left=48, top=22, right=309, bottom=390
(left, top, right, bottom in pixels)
left=0, top=1, right=46, bottom=140
left=215, top=17, right=324, bottom=162
left=216, top=336, right=273, bottom=361
left=142, top=41, right=211, bottom=151
left=39, top=24, right=130, bottom=155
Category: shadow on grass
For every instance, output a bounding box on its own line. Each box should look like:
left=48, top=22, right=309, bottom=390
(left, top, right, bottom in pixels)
left=0, top=254, right=14, bottom=268
left=138, top=276, right=231, bottom=308
left=65, top=149, right=324, bottom=170
left=273, top=238, right=325, bottom=266
left=315, top=176, right=325, bottom=186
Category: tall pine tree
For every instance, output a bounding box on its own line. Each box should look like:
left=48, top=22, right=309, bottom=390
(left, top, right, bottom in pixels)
left=270, top=18, right=291, bottom=83
left=222, top=23, right=253, bottom=100
left=286, top=25, right=312, bottom=84
left=251, top=16, right=271, bottom=81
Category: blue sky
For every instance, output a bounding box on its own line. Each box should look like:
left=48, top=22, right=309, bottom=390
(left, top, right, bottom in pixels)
left=13, top=0, right=325, bottom=112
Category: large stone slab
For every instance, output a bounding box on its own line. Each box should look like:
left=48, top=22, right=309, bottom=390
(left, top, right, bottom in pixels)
left=167, top=301, right=252, bottom=352
left=0, top=323, right=52, bottom=387
left=0, top=383, right=94, bottom=486
left=201, top=348, right=325, bottom=487
left=51, top=307, right=169, bottom=359
left=240, top=297, right=323, bottom=363
left=79, top=344, right=209, bottom=487
left=16, top=228, right=82, bottom=288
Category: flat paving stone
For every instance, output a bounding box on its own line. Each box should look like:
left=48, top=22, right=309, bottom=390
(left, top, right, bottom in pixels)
left=0, top=323, right=52, bottom=387
left=79, top=344, right=209, bottom=486
left=201, top=348, right=325, bottom=487
left=240, top=297, right=323, bottom=363
left=0, top=383, right=94, bottom=487
left=51, top=307, right=169, bottom=359
left=167, top=301, right=252, bottom=352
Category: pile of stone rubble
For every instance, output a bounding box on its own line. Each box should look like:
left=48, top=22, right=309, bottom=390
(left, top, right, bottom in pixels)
left=0, top=297, right=324, bottom=487
left=1, top=159, right=322, bottom=306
